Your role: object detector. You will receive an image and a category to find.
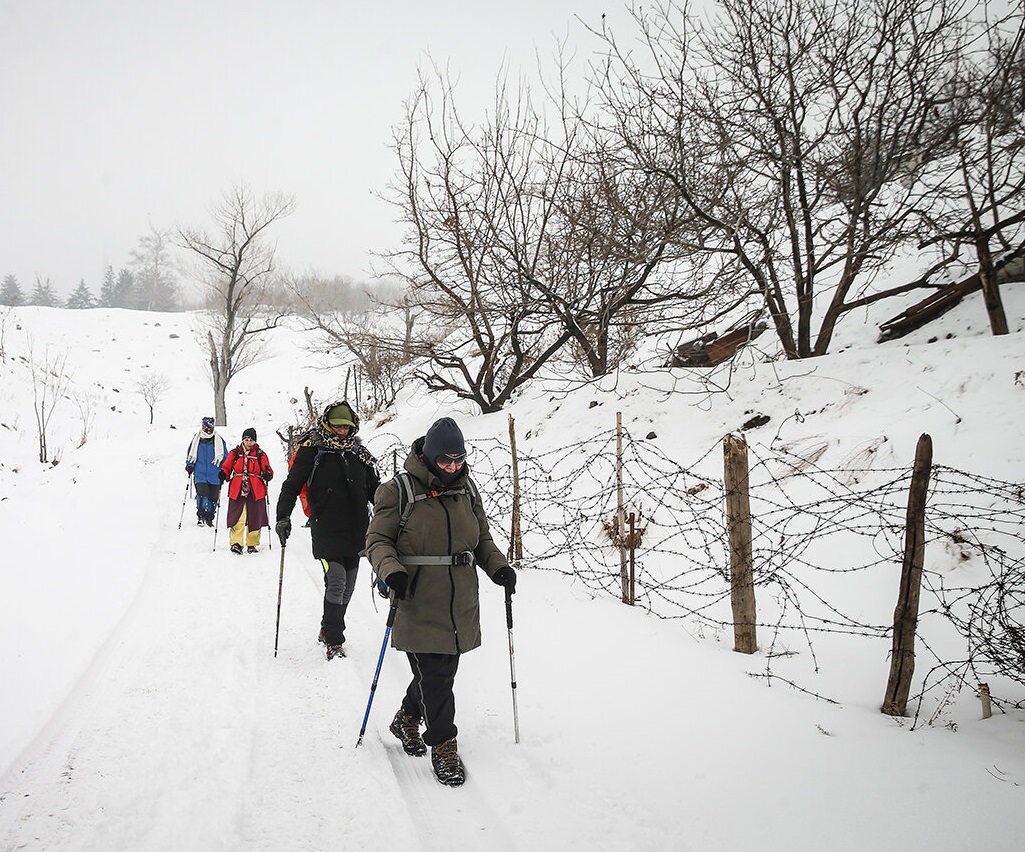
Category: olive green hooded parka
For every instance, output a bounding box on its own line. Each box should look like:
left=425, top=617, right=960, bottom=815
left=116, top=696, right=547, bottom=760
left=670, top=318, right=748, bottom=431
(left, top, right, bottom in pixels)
left=365, top=437, right=507, bottom=655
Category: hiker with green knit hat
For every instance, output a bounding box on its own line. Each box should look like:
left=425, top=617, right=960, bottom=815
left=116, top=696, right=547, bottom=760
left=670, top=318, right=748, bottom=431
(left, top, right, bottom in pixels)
left=275, top=401, right=380, bottom=660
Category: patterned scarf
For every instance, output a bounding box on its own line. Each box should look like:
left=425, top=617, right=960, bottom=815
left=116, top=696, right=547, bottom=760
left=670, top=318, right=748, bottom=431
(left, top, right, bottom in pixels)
left=301, top=424, right=377, bottom=468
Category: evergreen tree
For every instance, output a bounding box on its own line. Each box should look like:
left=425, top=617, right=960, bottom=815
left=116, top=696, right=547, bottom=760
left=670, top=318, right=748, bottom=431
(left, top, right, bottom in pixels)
left=28, top=277, right=60, bottom=307
left=99, top=266, right=117, bottom=308
left=66, top=279, right=96, bottom=309
left=114, top=268, right=134, bottom=309
left=129, top=228, right=180, bottom=311
left=0, top=274, right=24, bottom=306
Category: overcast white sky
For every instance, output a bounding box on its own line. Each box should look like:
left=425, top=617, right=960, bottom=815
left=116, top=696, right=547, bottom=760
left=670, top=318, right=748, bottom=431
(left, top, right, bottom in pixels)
left=1, top=0, right=621, bottom=293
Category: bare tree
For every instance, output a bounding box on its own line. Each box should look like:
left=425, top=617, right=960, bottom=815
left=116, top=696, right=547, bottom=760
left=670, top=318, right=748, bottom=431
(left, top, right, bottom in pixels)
left=28, top=340, right=73, bottom=464
left=592, top=0, right=999, bottom=358
left=72, top=390, right=96, bottom=447
left=526, top=142, right=737, bottom=376
left=0, top=305, right=13, bottom=361
left=921, top=12, right=1025, bottom=334
left=378, top=68, right=582, bottom=412
left=136, top=369, right=171, bottom=425
left=177, top=183, right=295, bottom=425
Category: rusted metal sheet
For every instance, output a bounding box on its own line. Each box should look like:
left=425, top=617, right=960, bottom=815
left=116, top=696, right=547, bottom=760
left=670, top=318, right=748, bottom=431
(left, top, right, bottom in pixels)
left=666, top=321, right=768, bottom=367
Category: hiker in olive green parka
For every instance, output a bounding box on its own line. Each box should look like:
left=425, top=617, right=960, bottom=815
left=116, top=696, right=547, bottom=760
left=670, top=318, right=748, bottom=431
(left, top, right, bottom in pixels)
left=365, top=416, right=516, bottom=787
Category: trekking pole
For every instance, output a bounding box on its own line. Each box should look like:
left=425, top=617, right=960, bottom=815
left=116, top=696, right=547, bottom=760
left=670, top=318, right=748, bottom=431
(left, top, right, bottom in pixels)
left=273, top=543, right=286, bottom=657
left=505, top=587, right=521, bottom=744
left=177, top=478, right=192, bottom=530
left=212, top=499, right=221, bottom=552
left=356, top=595, right=399, bottom=748
left=265, top=493, right=272, bottom=551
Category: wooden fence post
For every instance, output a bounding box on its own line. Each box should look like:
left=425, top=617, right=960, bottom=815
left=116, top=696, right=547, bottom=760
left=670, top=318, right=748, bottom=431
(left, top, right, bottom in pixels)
left=616, top=412, right=629, bottom=603
left=508, top=414, right=523, bottom=564
left=979, top=683, right=993, bottom=719
left=881, top=433, right=933, bottom=716
left=724, top=434, right=757, bottom=654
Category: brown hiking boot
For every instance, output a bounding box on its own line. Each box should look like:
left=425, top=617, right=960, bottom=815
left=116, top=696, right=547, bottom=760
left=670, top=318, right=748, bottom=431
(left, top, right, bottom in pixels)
left=389, top=709, right=427, bottom=756
left=430, top=737, right=465, bottom=786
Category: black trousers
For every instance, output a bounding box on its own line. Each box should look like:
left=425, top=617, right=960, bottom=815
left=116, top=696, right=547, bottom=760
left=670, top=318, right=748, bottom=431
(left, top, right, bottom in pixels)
left=401, top=652, right=461, bottom=747
left=321, top=556, right=359, bottom=644
left=194, top=481, right=220, bottom=519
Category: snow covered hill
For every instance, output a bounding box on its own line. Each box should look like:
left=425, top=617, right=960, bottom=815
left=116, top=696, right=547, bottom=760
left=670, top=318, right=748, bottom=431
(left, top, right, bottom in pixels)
left=1, top=294, right=1023, bottom=851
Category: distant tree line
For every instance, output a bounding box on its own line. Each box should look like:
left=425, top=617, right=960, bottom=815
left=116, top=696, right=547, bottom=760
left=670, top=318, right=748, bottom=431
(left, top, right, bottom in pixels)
left=1, top=227, right=184, bottom=311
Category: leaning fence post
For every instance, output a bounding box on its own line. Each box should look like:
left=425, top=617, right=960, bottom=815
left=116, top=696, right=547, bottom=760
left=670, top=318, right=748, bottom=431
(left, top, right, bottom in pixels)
left=881, top=433, right=933, bottom=717
left=508, top=414, right=523, bottom=564
left=723, top=433, right=757, bottom=654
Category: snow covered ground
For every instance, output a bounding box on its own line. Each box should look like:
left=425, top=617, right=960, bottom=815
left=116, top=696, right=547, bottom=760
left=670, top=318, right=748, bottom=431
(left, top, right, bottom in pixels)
left=1, top=291, right=1024, bottom=851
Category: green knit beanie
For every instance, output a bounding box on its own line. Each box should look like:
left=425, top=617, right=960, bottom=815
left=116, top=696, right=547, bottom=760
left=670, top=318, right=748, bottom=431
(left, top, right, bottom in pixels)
left=326, top=403, right=356, bottom=428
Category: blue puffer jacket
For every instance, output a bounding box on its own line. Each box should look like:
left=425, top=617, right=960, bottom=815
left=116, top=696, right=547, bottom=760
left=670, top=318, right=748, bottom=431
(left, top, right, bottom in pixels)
left=187, top=434, right=228, bottom=485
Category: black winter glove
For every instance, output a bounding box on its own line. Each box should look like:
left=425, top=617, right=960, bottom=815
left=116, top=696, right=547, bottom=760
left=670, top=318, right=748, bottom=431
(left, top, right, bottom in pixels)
left=218, top=470, right=227, bottom=483
left=492, top=566, right=517, bottom=594
left=262, top=472, right=272, bottom=482
left=274, top=518, right=291, bottom=546
left=185, top=464, right=195, bottom=474
left=385, top=572, right=408, bottom=600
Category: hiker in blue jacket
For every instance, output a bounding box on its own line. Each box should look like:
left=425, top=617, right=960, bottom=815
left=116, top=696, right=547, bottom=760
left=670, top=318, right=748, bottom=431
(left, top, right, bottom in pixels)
left=274, top=401, right=380, bottom=660
left=185, top=416, right=227, bottom=527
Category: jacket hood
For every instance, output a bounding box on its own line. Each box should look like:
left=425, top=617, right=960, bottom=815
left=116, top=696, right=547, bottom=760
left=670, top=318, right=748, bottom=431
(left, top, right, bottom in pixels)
left=408, top=436, right=469, bottom=490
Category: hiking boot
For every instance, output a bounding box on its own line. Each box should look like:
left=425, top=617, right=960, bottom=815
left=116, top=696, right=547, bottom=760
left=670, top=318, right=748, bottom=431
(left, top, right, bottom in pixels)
left=325, top=643, right=345, bottom=660
left=430, top=737, right=465, bottom=786
left=247, top=546, right=258, bottom=554
left=318, top=627, right=327, bottom=645
left=389, top=709, right=427, bottom=757
left=230, top=543, right=243, bottom=555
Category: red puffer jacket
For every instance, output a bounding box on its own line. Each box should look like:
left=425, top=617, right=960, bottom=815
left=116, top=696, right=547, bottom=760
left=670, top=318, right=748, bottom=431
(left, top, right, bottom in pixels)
left=220, top=445, right=274, bottom=501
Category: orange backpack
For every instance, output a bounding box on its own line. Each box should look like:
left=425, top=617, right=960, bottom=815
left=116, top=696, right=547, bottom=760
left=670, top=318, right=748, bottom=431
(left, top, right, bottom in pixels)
left=288, top=446, right=330, bottom=517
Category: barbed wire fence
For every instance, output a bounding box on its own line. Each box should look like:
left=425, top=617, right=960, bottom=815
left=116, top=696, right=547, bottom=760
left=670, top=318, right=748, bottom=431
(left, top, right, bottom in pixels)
left=366, top=427, right=1025, bottom=725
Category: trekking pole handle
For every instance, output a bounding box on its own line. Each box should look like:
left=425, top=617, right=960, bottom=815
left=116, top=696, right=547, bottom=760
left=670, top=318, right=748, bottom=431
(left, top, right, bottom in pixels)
left=505, top=587, right=514, bottom=629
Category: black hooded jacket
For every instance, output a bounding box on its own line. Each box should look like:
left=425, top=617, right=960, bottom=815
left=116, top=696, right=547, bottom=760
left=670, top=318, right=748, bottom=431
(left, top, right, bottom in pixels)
left=276, top=404, right=380, bottom=559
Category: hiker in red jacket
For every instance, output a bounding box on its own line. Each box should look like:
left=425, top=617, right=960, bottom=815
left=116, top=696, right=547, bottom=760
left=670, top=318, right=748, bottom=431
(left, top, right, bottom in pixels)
left=220, top=427, right=273, bottom=554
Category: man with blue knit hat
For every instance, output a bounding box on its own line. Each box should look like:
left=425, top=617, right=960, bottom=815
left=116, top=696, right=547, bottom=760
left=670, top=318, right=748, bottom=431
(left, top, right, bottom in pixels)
left=185, top=416, right=226, bottom=526
left=366, top=415, right=517, bottom=787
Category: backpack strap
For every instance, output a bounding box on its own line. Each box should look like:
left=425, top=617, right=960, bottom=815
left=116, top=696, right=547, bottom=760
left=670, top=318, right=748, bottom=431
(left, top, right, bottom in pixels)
left=395, top=471, right=426, bottom=535
left=394, top=471, right=477, bottom=535
left=306, top=448, right=327, bottom=490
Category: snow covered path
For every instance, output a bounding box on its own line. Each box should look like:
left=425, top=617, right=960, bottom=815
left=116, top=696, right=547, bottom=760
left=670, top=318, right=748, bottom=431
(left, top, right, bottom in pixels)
left=6, top=496, right=1025, bottom=851
left=0, top=470, right=669, bottom=851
